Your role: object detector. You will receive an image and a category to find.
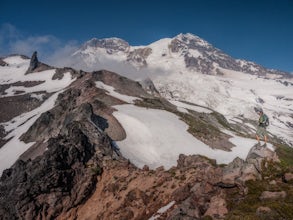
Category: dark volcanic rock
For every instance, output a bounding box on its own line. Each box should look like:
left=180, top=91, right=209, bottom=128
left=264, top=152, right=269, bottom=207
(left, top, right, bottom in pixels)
left=0, top=92, right=48, bottom=123
left=81, top=37, right=130, bottom=54
left=92, top=70, right=150, bottom=98
left=25, top=51, right=52, bottom=74
left=0, top=123, right=110, bottom=220
left=26, top=51, right=39, bottom=73
left=0, top=58, right=8, bottom=66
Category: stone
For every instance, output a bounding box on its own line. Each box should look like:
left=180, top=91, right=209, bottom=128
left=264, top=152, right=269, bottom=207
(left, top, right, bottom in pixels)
left=259, top=191, right=287, bottom=200
left=204, top=195, right=228, bottom=219
left=283, top=173, right=293, bottom=183
left=256, top=206, right=272, bottom=214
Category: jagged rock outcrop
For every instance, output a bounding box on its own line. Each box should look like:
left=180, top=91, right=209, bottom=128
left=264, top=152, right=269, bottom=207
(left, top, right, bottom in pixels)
left=139, top=77, right=160, bottom=96
left=0, top=122, right=113, bottom=219
left=80, top=37, right=130, bottom=54
left=0, top=58, right=8, bottom=66
left=26, top=51, right=39, bottom=73
left=127, top=47, right=152, bottom=67
left=25, top=51, right=52, bottom=74
left=220, top=144, right=280, bottom=188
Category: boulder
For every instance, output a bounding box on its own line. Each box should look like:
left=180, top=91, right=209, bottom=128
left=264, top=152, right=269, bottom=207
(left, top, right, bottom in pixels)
left=259, top=191, right=287, bottom=200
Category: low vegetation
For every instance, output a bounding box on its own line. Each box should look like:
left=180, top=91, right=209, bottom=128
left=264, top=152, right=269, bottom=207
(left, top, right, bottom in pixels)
left=225, top=145, right=293, bottom=220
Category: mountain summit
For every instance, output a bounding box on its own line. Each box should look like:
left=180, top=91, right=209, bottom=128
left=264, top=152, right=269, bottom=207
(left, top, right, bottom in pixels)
left=72, top=33, right=289, bottom=77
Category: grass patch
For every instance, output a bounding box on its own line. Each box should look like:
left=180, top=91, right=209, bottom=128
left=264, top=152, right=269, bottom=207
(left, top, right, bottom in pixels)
left=275, top=143, right=293, bottom=168
left=225, top=162, right=293, bottom=220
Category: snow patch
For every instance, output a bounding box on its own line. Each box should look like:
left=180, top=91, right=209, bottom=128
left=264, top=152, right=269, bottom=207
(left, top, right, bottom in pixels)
left=95, top=81, right=140, bottom=103
left=113, top=104, right=265, bottom=170
left=149, top=201, right=176, bottom=220
left=0, top=92, right=61, bottom=175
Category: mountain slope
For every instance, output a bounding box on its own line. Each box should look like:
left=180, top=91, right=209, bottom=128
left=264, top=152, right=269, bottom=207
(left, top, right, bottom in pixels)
left=71, top=33, right=293, bottom=146
left=0, top=54, right=293, bottom=219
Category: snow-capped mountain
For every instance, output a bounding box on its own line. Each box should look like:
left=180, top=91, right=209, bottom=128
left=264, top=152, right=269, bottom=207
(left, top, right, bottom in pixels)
left=72, top=33, right=293, bottom=146
left=72, top=33, right=289, bottom=77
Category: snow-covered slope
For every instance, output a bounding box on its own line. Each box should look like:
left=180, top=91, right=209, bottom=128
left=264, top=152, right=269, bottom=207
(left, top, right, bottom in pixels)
left=154, top=68, right=293, bottom=146
left=113, top=104, right=273, bottom=169
left=0, top=55, right=76, bottom=174
left=71, top=33, right=293, bottom=146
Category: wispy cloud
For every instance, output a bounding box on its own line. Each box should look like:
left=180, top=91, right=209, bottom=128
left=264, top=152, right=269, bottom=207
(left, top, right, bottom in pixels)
left=0, top=23, right=79, bottom=67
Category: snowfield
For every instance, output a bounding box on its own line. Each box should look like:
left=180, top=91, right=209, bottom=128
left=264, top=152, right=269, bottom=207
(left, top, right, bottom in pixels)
left=1, top=56, right=74, bottom=97
left=0, top=56, right=76, bottom=175
left=154, top=69, right=293, bottom=146
left=0, top=92, right=61, bottom=175
left=113, top=104, right=270, bottom=170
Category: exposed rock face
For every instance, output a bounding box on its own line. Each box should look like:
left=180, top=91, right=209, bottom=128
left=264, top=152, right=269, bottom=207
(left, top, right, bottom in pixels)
left=81, top=37, right=130, bottom=54
left=127, top=47, right=152, bottom=67
left=0, top=91, right=48, bottom=123
left=0, top=58, right=8, bottom=66
left=26, top=51, right=39, bottom=73
left=169, top=34, right=287, bottom=76
left=139, top=77, right=160, bottom=96
left=25, top=51, right=52, bottom=74
left=0, top=123, right=112, bottom=219
left=220, top=144, right=279, bottom=188
left=0, top=69, right=128, bottom=219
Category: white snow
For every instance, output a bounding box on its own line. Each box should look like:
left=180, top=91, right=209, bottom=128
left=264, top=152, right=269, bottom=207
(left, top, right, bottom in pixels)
left=30, top=93, right=45, bottom=101
left=149, top=201, right=176, bottom=220
left=154, top=68, right=293, bottom=146
left=95, top=81, right=140, bottom=103
left=0, top=92, right=61, bottom=175
left=188, top=49, right=202, bottom=58
left=113, top=104, right=265, bottom=170
left=0, top=56, right=75, bottom=97
left=0, top=55, right=76, bottom=175
left=3, top=70, right=73, bottom=96
left=3, top=56, right=29, bottom=66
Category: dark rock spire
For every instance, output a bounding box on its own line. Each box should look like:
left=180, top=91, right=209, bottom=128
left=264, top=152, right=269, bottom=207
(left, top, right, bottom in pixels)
left=26, top=51, right=39, bottom=74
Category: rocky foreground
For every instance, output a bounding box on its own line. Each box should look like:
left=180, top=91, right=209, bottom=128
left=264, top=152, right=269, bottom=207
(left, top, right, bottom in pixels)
left=1, top=128, right=292, bottom=220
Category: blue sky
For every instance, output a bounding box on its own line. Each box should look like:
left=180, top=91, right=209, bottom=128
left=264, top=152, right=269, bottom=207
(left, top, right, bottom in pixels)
left=0, top=0, right=292, bottom=72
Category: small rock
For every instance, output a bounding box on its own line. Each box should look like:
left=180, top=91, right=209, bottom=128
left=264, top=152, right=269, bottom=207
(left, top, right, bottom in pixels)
left=256, top=206, right=272, bottom=215
left=204, top=195, right=228, bottom=219
left=259, top=191, right=287, bottom=200
left=156, top=166, right=165, bottom=172
left=142, top=165, right=150, bottom=171
left=283, top=173, right=293, bottom=183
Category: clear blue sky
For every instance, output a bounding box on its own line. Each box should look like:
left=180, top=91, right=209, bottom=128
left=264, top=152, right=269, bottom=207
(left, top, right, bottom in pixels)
left=0, top=0, right=292, bottom=72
